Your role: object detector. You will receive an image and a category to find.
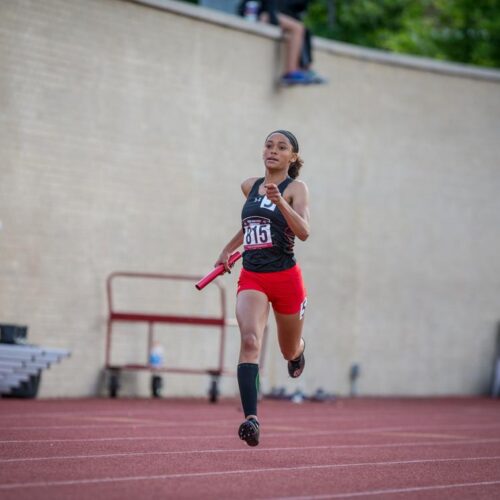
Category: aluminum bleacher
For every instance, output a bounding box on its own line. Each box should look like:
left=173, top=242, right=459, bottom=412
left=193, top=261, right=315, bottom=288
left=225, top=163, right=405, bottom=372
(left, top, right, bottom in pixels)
left=0, top=344, right=70, bottom=397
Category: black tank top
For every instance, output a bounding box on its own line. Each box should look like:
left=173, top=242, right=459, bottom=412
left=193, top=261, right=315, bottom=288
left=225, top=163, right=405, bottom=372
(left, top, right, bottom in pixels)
left=241, top=177, right=296, bottom=272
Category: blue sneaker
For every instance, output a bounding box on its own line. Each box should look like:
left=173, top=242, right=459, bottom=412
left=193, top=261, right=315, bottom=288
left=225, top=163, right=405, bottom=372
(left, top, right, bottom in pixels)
left=280, top=70, right=312, bottom=86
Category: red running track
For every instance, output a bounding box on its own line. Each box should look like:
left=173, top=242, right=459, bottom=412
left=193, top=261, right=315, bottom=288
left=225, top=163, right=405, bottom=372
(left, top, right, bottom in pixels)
left=0, top=397, right=499, bottom=499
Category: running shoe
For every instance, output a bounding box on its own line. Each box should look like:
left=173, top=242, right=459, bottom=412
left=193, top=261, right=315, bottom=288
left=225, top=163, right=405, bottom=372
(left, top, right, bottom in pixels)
left=238, top=417, right=260, bottom=447
left=279, top=70, right=313, bottom=86
left=288, top=339, right=305, bottom=378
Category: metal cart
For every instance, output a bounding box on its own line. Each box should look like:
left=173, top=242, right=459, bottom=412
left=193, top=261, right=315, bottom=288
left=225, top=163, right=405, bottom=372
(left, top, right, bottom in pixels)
left=105, top=271, right=267, bottom=402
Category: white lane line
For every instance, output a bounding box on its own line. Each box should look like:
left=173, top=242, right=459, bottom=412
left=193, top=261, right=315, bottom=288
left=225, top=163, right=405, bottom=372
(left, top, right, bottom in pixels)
left=2, top=423, right=500, bottom=444
left=0, top=409, right=498, bottom=422
left=0, top=455, right=499, bottom=490
left=0, top=434, right=235, bottom=444
left=1, top=437, right=500, bottom=464
left=2, top=420, right=500, bottom=431
left=0, top=421, right=236, bottom=431
left=265, top=479, right=500, bottom=499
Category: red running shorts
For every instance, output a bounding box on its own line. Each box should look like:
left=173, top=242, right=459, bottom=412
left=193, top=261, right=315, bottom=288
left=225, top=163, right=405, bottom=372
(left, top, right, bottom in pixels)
left=237, top=264, right=307, bottom=316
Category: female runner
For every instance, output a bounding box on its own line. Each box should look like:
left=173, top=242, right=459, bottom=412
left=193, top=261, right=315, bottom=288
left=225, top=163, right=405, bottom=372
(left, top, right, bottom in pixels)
left=215, top=130, right=310, bottom=446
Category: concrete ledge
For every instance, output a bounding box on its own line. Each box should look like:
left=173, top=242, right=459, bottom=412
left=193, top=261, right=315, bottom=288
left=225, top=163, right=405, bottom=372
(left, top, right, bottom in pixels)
left=128, top=0, right=500, bottom=83
left=315, top=37, right=500, bottom=82
left=127, top=0, right=281, bottom=38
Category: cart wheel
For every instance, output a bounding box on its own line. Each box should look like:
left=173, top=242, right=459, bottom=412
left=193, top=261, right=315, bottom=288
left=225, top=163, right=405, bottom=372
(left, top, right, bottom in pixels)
left=209, top=377, right=219, bottom=403
left=151, top=374, right=163, bottom=398
left=109, top=370, right=120, bottom=398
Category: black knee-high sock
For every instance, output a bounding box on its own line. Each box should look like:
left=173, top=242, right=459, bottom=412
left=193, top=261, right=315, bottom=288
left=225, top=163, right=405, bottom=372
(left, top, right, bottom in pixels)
left=237, top=363, right=259, bottom=418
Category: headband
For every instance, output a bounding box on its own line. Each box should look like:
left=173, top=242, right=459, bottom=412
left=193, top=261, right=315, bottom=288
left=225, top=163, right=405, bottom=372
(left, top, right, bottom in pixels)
left=266, top=130, right=299, bottom=153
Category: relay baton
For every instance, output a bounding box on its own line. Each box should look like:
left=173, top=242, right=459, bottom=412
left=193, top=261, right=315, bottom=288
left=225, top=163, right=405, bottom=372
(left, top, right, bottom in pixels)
left=195, top=251, right=242, bottom=291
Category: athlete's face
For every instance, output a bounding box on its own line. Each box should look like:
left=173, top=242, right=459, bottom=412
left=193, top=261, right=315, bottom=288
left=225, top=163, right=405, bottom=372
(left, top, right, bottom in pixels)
left=263, top=133, right=297, bottom=171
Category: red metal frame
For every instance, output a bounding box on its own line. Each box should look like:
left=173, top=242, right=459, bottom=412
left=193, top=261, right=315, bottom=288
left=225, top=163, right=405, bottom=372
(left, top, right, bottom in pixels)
left=105, top=271, right=267, bottom=381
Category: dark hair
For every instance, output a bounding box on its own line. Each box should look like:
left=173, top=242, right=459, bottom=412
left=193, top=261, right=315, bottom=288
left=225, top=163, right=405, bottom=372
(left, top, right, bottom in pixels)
left=265, top=129, right=303, bottom=179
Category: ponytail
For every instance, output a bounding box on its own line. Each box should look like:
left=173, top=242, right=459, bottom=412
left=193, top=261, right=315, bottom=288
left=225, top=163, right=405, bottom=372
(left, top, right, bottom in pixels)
left=288, top=156, right=304, bottom=179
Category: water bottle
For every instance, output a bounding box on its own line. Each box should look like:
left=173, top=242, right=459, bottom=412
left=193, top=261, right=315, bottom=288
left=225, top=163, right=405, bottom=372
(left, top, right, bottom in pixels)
left=149, top=342, right=164, bottom=369
left=244, top=1, right=259, bottom=22
left=291, top=389, right=305, bottom=404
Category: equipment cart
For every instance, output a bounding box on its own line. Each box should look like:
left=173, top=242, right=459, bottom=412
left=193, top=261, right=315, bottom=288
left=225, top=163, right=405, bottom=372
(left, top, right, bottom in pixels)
left=105, top=271, right=267, bottom=402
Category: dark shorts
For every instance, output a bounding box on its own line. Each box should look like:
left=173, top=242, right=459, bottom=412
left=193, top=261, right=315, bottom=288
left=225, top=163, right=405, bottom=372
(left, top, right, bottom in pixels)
left=237, top=265, right=307, bottom=316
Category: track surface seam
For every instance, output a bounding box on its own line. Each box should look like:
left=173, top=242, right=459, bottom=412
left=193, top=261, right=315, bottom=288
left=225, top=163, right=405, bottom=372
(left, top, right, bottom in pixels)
left=2, top=437, right=500, bottom=463
left=264, top=479, right=500, bottom=499
left=1, top=455, right=500, bottom=490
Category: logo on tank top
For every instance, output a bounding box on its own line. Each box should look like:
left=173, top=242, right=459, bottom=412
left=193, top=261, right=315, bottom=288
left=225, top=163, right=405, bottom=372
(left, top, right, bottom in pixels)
left=260, top=195, right=276, bottom=211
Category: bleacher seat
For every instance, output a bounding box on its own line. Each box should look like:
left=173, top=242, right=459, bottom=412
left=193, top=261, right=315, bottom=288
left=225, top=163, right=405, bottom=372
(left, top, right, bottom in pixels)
left=0, top=344, right=70, bottom=397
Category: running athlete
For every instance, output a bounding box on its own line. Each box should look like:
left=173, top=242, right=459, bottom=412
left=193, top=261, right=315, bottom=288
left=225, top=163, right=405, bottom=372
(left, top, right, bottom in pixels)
left=215, top=130, right=310, bottom=447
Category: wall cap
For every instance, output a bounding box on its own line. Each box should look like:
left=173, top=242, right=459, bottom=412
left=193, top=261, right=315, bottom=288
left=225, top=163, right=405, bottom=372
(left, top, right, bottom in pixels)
left=128, top=0, right=500, bottom=83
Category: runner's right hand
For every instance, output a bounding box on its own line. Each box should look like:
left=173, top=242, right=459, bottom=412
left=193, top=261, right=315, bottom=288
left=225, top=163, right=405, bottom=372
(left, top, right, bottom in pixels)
left=214, top=250, right=231, bottom=273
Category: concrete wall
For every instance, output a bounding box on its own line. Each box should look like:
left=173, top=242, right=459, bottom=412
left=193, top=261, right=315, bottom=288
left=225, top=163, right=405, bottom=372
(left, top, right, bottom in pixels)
left=1, top=0, right=499, bottom=398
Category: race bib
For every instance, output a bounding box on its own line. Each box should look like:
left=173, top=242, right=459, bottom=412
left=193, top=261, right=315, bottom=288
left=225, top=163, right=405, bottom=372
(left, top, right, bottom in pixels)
left=243, top=217, right=273, bottom=250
